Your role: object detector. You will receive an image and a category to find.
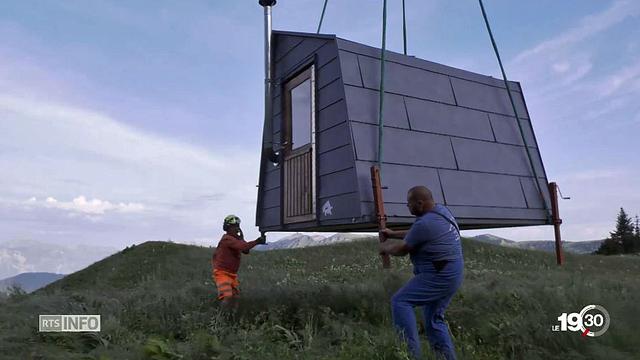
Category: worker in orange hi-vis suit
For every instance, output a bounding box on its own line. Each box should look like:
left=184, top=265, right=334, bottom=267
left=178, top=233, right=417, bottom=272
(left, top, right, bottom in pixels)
left=212, top=215, right=266, bottom=307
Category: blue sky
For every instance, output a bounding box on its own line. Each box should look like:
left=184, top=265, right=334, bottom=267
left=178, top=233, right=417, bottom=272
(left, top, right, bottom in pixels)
left=0, top=0, right=638, bottom=249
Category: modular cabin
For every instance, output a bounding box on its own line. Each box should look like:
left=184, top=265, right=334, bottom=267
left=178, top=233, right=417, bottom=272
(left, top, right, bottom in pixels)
left=256, top=30, right=553, bottom=233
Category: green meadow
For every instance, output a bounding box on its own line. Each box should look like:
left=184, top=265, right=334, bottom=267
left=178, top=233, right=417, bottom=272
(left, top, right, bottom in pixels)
left=0, top=238, right=638, bottom=359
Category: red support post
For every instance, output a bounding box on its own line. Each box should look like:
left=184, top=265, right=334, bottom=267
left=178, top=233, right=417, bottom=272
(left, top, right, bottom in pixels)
left=548, top=182, right=564, bottom=265
left=371, top=165, right=391, bottom=269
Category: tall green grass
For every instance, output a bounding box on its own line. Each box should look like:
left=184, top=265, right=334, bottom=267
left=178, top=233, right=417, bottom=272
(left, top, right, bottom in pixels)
left=0, top=238, right=637, bottom=359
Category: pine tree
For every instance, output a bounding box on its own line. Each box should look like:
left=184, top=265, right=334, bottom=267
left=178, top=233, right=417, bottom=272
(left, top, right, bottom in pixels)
left=614, top=208, right=636, bottom=253
left=596, top=208, right=635, bottom=255
left=634, top=215, right=640, bottom=253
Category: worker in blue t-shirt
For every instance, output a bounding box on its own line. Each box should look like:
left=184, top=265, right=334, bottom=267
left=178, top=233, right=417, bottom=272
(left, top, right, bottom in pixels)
left=379, top=185, right=464, bottom=360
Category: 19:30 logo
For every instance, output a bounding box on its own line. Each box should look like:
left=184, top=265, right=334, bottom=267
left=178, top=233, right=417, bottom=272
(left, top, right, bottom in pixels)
left=552, top=304, right=610, bottom=337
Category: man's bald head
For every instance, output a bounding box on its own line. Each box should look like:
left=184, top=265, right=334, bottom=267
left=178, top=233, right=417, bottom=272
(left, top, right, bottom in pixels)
left=407, top=186, right=435, bottom=216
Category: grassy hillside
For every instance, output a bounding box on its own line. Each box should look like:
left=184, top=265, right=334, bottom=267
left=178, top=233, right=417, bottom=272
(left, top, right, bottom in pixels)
left=0, top=238, right=638, bottom=359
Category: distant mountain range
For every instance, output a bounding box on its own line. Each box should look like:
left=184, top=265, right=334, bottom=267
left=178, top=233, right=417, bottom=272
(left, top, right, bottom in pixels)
left=257, top=233, right=604, bottom=255
left=0, top=239, right=117, bottom=279
left=0, top=272, right=65, bottom=293
left=470, top=234, right=604, bottom=254
left=0, top=234, right=604, bottom=284
left=256, top=233, right=373, bottom=251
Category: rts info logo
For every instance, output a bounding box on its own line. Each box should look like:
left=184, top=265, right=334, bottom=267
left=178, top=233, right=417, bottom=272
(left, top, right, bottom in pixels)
left=551, top=305, right=610, bottom=337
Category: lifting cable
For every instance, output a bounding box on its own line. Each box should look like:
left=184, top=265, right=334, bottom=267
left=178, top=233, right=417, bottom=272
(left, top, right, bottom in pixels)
left=317, top=0, right=329, bottom=33
left=316, top=0, right=394, bottom=174
left=477, top=0, right=548, bottom=211
left=316, top=1, right=545, bottom=210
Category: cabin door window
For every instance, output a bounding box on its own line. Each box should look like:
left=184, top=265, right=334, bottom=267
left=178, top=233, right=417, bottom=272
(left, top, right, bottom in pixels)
left=283, top=66, right=316, bottom=223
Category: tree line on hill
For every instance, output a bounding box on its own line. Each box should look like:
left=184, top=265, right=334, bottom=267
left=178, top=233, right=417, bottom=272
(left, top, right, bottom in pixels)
left=596, top=207, right=640, bottom=255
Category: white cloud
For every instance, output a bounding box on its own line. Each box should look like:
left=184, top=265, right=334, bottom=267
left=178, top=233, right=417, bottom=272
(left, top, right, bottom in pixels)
left=510, top=1, right=640, bottom=96
left=561, top=169, right=629, bottom=182
left=552, top=62, right=571, bottom=74
left=597, top=61, right=640, bottom=96
left=0, top=94, right=261, bottom=246
left=513, top=0, right=640, bottom=64
left=28, top=195, right=145, bottom=215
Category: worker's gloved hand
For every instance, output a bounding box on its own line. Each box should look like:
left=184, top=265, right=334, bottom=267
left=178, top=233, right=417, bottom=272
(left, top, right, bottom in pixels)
left=255, top=236, right=267, bottom=245
left=379, top=228, right=393, bottom=240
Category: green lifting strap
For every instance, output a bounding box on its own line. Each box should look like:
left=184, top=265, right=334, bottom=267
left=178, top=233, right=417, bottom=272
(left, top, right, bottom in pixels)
left=478, top=0, right=548, bottom=212
left=378, top=0, right=388, bottom=172
left=317, top=0, right=329, bottom=33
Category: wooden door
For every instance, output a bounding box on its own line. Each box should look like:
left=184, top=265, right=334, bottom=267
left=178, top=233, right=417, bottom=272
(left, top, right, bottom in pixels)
left=283, top=66, right=316, bottom=223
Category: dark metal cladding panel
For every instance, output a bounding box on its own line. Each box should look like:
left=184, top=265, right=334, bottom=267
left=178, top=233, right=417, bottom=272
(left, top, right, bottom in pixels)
left=262, top=188, right=280, bottom=209
left=450, top=77, right=529, bottom=118
left=318, top=145, right=354, bottom=176
left=489, top=113, right=537, bottom=147
left=351, top=122, right=457, bottom=168
left=357, top=55, right=456, bottom=104
left=317, top=192, right=361, bottom=222
left=526, top=148, right=546, bottom=179
left=338, top=50, right=363, bottom=87
left=275, top=38, right=329, bottom=78
left=439, top=169, right=527, bottom=208
left=519, top=177, right=546, bottom=209
left=315, top=41, right=339, bottom=68
left=380, top=202, right=412, bottom=217
left=317, top=57, right=341, bottom=89
left=538, top=177, right=552, bottom=210
left=275, top=35, right=304, bottom=61
left=336, top=38, right=520, bottom=90
left=447, top=205, right=548, bottom=220
left=318, top=99, right=348, bottom=132
left=451, top=137, right=544, bottom=176
left=344, top=86, right=409, bottom=129
left=319, top=167, right=358, bottom=198
left=405, top=97, right=494, bottom=140
left=360, top=201, right=375, bottom=218
left=262, top=207, right=281, bottom=227
left=335, top=38, right=379, bottom=58
left=272, top=95, right=282, bottom=116
left=317, top=78, right=343, bottom=110
left=272, top=112, right=281, bottom=134
left=354, top=161, right=444, bottom=203
left=263, top=168, right=280, bottom=191
left=317, top=121, right=351, bottom=154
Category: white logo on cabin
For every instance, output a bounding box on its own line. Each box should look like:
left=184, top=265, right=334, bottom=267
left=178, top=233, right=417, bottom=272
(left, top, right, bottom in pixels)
left=322, top=200, right=333, bottom=216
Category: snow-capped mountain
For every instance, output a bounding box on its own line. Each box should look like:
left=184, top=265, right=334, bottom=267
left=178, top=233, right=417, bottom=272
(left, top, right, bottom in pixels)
left=255, top=233, right=373, bottom=251
left=470, top=234, right=515, bottom=246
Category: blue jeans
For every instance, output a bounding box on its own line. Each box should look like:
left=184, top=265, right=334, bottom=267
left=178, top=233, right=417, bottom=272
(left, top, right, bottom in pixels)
left=391, top=257, right=464, bottom=360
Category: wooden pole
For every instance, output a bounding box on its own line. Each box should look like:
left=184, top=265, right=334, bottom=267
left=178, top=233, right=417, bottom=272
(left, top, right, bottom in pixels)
left=549, top=182, right=564, bottom=265
left=371, top=165, right=391, bottom=268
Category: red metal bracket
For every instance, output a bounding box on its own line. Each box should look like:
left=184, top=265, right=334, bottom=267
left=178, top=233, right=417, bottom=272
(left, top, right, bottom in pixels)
left=371, top=165, right=391, bottom=269
left=548, top=182, right=564, bottom=265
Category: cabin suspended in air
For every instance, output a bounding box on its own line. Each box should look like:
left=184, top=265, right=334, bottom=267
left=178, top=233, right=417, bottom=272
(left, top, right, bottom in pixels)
left=255, top=29, right=554, bottom=233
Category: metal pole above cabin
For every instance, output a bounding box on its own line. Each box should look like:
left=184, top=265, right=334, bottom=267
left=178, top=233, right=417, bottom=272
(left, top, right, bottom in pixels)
left=261, top=0, right=275, bottom=150
left=256, top=0, right=277, bottom=227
